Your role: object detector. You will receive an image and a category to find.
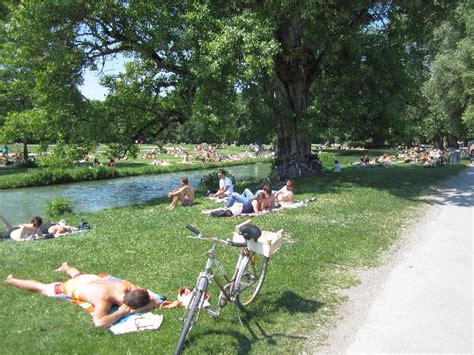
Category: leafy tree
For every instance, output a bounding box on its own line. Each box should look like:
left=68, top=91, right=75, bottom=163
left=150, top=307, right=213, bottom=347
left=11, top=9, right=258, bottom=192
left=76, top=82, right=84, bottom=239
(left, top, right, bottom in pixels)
left=0, top=109, right=47, bottom=159
left=423, top=2, right=473, bottom=146
left=2, top=0, right=461, bottom=175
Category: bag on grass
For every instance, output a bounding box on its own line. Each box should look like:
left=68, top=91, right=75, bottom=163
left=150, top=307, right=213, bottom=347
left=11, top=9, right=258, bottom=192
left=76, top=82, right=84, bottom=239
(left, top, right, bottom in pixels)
left=210, top=209, right=233, bottom=218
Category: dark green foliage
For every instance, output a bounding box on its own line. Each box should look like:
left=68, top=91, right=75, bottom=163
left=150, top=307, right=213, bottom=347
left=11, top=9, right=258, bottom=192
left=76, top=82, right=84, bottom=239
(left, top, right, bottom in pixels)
left=46, top=197, right=73, bottom=217
left=319, top=152, right=337, bottom=172
left=199, top=169, right=236, bottom=192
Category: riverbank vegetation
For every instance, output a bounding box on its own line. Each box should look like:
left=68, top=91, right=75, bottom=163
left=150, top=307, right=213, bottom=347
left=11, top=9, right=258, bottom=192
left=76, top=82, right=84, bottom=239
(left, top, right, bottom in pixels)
left=0, top=164, right=465, bottom=353
left=0, top=143, right=272, bottom=189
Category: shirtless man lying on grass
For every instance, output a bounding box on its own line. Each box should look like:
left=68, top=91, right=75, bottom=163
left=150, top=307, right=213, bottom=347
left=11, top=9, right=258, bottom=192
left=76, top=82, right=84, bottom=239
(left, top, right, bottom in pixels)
left=5, top=262, right=158, bottom=328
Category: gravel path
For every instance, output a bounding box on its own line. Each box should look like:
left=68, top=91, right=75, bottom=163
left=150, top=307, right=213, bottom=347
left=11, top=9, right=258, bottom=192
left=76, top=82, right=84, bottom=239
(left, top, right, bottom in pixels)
left=312, top=166, right=473, bottom=354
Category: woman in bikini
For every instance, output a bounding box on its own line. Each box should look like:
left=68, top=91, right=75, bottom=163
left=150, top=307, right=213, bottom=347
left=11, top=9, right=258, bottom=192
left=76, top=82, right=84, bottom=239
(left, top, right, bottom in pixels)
left=0, top=214, right=43, bottom=241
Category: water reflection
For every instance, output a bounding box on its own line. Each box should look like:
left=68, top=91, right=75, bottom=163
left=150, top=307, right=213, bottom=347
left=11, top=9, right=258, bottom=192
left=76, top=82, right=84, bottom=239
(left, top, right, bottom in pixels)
left=0, top=163, right=271, bottom=225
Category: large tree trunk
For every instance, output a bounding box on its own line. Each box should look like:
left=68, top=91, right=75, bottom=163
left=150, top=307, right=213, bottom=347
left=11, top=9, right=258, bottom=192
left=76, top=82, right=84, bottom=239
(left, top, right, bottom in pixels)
left=271, top=16, right=320, bottom=172
left=447, top=133, right=458, bottom=148
left=432, top=133, right=443, bottom=149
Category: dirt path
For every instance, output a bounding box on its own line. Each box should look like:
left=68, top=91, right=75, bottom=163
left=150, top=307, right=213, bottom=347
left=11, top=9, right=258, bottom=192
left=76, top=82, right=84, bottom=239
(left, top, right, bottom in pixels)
left=311, top=166, right=473, bottom=354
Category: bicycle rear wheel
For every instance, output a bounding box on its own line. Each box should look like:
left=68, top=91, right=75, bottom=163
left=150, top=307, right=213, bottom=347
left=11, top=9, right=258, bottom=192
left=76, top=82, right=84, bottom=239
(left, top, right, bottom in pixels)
left=235, top=253, right=269, bottom=307
left=175, top=277, right=208, bottom=355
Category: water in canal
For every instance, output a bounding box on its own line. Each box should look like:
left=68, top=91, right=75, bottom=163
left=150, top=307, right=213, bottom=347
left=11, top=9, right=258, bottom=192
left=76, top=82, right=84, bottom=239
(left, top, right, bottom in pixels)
left=0, top=163, right=271, bottom=225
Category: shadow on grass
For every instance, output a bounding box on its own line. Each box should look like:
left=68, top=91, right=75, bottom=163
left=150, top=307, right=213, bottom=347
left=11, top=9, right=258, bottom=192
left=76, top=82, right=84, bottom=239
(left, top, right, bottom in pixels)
left=0, top=166, right=30, bottom=176
left=296, top=165, right=469, bottom=207
left=273, top=290, right=323, bottom=314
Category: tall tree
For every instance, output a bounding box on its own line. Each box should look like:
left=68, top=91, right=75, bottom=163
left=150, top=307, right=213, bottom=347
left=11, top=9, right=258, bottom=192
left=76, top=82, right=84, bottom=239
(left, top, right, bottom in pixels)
left=2, top=1, right=458, bottom=173
left=423, top=1, right=473, bottom=146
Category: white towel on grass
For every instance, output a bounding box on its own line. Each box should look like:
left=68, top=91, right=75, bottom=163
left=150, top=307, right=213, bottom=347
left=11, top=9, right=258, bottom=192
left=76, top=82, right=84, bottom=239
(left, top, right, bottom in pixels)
left=110, top=312, right=164, bottom=335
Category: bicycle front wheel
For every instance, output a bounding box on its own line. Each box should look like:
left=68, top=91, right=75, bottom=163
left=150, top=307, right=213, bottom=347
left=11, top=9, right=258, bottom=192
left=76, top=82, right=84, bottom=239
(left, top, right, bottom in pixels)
left=175, top=277, right=209, bottom=355
left=235, top=253, right=269, bottom=307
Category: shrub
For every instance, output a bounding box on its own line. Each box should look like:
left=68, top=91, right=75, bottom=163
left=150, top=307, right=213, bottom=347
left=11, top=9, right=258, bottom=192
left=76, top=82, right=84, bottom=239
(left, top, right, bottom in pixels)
left=319, top=152, right=337, bottom=172
left=46, top=197, right=73, bottom=217
left=38, top=144, right=91, bottom=169
left=199, top=169, right=236, bottom=192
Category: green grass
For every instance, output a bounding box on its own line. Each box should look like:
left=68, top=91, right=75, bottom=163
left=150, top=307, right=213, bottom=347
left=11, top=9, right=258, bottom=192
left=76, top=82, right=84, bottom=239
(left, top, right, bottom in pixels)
left=0, top=163, right=466, bottom=354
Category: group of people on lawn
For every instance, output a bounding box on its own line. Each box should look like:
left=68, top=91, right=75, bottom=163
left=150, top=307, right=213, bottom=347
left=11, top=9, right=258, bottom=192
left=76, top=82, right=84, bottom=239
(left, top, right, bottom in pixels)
left=167, top=169, right=295, bottom=214
left=3, top=168, right=296, bottom=329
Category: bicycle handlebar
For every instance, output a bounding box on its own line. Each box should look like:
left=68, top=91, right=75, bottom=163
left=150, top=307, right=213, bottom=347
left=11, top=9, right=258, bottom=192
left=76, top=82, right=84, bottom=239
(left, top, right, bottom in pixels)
left=186, top=224, right=200, bottom=235
left=185, top=225, right=247, bottom=248
left=225, top=239, right=247, bottom=248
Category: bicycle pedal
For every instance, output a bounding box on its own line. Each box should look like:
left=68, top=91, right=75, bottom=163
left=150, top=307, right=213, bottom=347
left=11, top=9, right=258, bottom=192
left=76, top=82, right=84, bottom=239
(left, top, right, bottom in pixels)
left=207, top=308, right=220, bottom=318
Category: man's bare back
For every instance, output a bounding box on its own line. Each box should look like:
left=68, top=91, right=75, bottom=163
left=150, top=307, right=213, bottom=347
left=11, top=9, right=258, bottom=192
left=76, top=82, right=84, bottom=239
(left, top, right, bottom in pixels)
left=6, top=262, right=156, bottom=328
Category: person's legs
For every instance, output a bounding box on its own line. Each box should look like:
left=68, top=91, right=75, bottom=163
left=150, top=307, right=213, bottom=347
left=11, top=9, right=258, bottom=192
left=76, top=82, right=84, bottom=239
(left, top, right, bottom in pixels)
left=242, top=188, right=254, bottom=200
left=168, top=194, right=181, bottom=209
left=0, top=214, right=13, bottom=231
left=5, top=274, right=53, bottom=296
left=226, top=192, right=248, bottom=208
left=54, top=262, right=82, bottom=278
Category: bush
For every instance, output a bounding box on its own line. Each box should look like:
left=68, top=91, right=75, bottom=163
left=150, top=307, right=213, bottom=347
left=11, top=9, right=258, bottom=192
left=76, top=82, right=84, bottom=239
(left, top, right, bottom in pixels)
left=199, top=169, right=236, bottom=192
left=319, top=152, right=337, bottom=172
left=46, top=197, right=73, bottom=217
left=37, top=144, right=92, bottom=169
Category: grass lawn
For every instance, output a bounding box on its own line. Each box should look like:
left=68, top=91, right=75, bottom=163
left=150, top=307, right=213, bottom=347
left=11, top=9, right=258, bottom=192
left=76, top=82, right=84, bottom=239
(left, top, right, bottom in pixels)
left=0, top=163, right=466, bottom=354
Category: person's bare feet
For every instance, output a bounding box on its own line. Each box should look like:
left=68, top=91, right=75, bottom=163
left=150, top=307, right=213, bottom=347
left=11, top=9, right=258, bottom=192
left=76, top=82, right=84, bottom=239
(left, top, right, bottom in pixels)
left=54, top=262, right=69, bottom=273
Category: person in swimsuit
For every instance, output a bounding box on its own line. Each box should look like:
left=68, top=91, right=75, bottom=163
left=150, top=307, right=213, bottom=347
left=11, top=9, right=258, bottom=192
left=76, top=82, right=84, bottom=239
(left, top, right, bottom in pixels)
left=275, top=180, right=296, bottom=203
left=168, top=176, right=195, bottom=209
left=0, top=214, right=43, bottom=241
left=40, top=220, right=74, bottom=237
left=241, top=184, right=275, bottom=214
left=5, top=262, right=157, bottom=328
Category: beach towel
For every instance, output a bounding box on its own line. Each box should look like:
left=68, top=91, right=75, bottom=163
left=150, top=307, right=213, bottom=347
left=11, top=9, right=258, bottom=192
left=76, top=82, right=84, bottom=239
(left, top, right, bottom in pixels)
left=58, top=274, right=180, bottom=334
left=202, top=197, right=316, bottom=217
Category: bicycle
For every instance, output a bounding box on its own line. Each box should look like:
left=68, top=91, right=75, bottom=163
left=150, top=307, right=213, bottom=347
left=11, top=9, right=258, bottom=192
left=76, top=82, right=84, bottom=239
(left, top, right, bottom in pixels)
left=175, top=220, right=283, bottom=354
left=271, top=156, right=324, bottom=182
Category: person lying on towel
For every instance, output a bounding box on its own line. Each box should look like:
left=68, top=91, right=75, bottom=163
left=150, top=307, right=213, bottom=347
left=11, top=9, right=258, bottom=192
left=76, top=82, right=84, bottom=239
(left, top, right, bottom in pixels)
left=5, top=262, right=158, bottom=328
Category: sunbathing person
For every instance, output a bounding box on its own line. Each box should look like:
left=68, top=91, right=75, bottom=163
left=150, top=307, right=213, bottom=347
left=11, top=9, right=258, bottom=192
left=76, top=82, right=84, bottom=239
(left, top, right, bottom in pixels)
left=41, top=220, right=75, bottom=237
left=5, top=262, right=157, bottom=328
left=275, top=180, right=296, bottom=203
left=226, top=188, right=255, bottom=208
left=241, top=184, right=275, bottom=214
left=168, top=176, right=195, bottom=209
left=0, top=214, right=43, bottom=241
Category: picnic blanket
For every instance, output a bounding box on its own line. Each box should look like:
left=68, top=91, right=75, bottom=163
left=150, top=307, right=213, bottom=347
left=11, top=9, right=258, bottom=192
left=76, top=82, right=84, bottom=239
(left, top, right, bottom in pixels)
left=58, top=274, right=180, bottom=334
left=202, top=196, right=317, bottom=217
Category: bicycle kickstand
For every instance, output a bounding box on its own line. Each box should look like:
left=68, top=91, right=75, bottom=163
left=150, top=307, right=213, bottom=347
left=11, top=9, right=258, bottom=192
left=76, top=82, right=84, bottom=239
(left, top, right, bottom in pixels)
left=233, top=303, right=244, bottom=327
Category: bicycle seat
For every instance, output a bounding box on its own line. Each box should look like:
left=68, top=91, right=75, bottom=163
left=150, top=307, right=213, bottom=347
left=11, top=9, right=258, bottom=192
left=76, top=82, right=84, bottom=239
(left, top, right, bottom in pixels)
left=239, top=224, right=261, bottom=241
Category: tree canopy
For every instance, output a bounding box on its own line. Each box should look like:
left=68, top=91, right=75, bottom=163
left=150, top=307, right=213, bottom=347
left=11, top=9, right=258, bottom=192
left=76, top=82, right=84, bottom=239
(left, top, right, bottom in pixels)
left=0, top=1, right=471, bottom=167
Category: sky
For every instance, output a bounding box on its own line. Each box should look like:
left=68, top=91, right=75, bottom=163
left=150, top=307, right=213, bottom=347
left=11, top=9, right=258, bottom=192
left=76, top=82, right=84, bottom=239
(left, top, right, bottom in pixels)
left=79, top=55, right=126, bottom=100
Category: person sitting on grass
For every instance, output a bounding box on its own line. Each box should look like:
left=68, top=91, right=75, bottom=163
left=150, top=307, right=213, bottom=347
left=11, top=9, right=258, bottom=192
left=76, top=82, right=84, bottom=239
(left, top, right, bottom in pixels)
left=0, top=214, right=43, bottom=241
left=5, top=262, right=158, bottom=328
left=275, top=180, right=296, bottom=203
left=333, top=160, right=341, bottom=173
left=168, top=176, right=195, bottom=209
left=208, top=169, right=234, bottom=199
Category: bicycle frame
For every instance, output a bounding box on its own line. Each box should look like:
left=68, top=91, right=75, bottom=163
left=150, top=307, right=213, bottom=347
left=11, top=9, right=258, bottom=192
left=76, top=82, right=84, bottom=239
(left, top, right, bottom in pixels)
left=193, top=236, right=247, bottom=314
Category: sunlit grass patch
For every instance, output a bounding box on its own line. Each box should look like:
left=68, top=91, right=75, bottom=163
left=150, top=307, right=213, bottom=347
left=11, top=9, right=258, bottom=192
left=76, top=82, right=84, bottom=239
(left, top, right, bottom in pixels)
left=0, top=164, right=466, bottom=354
